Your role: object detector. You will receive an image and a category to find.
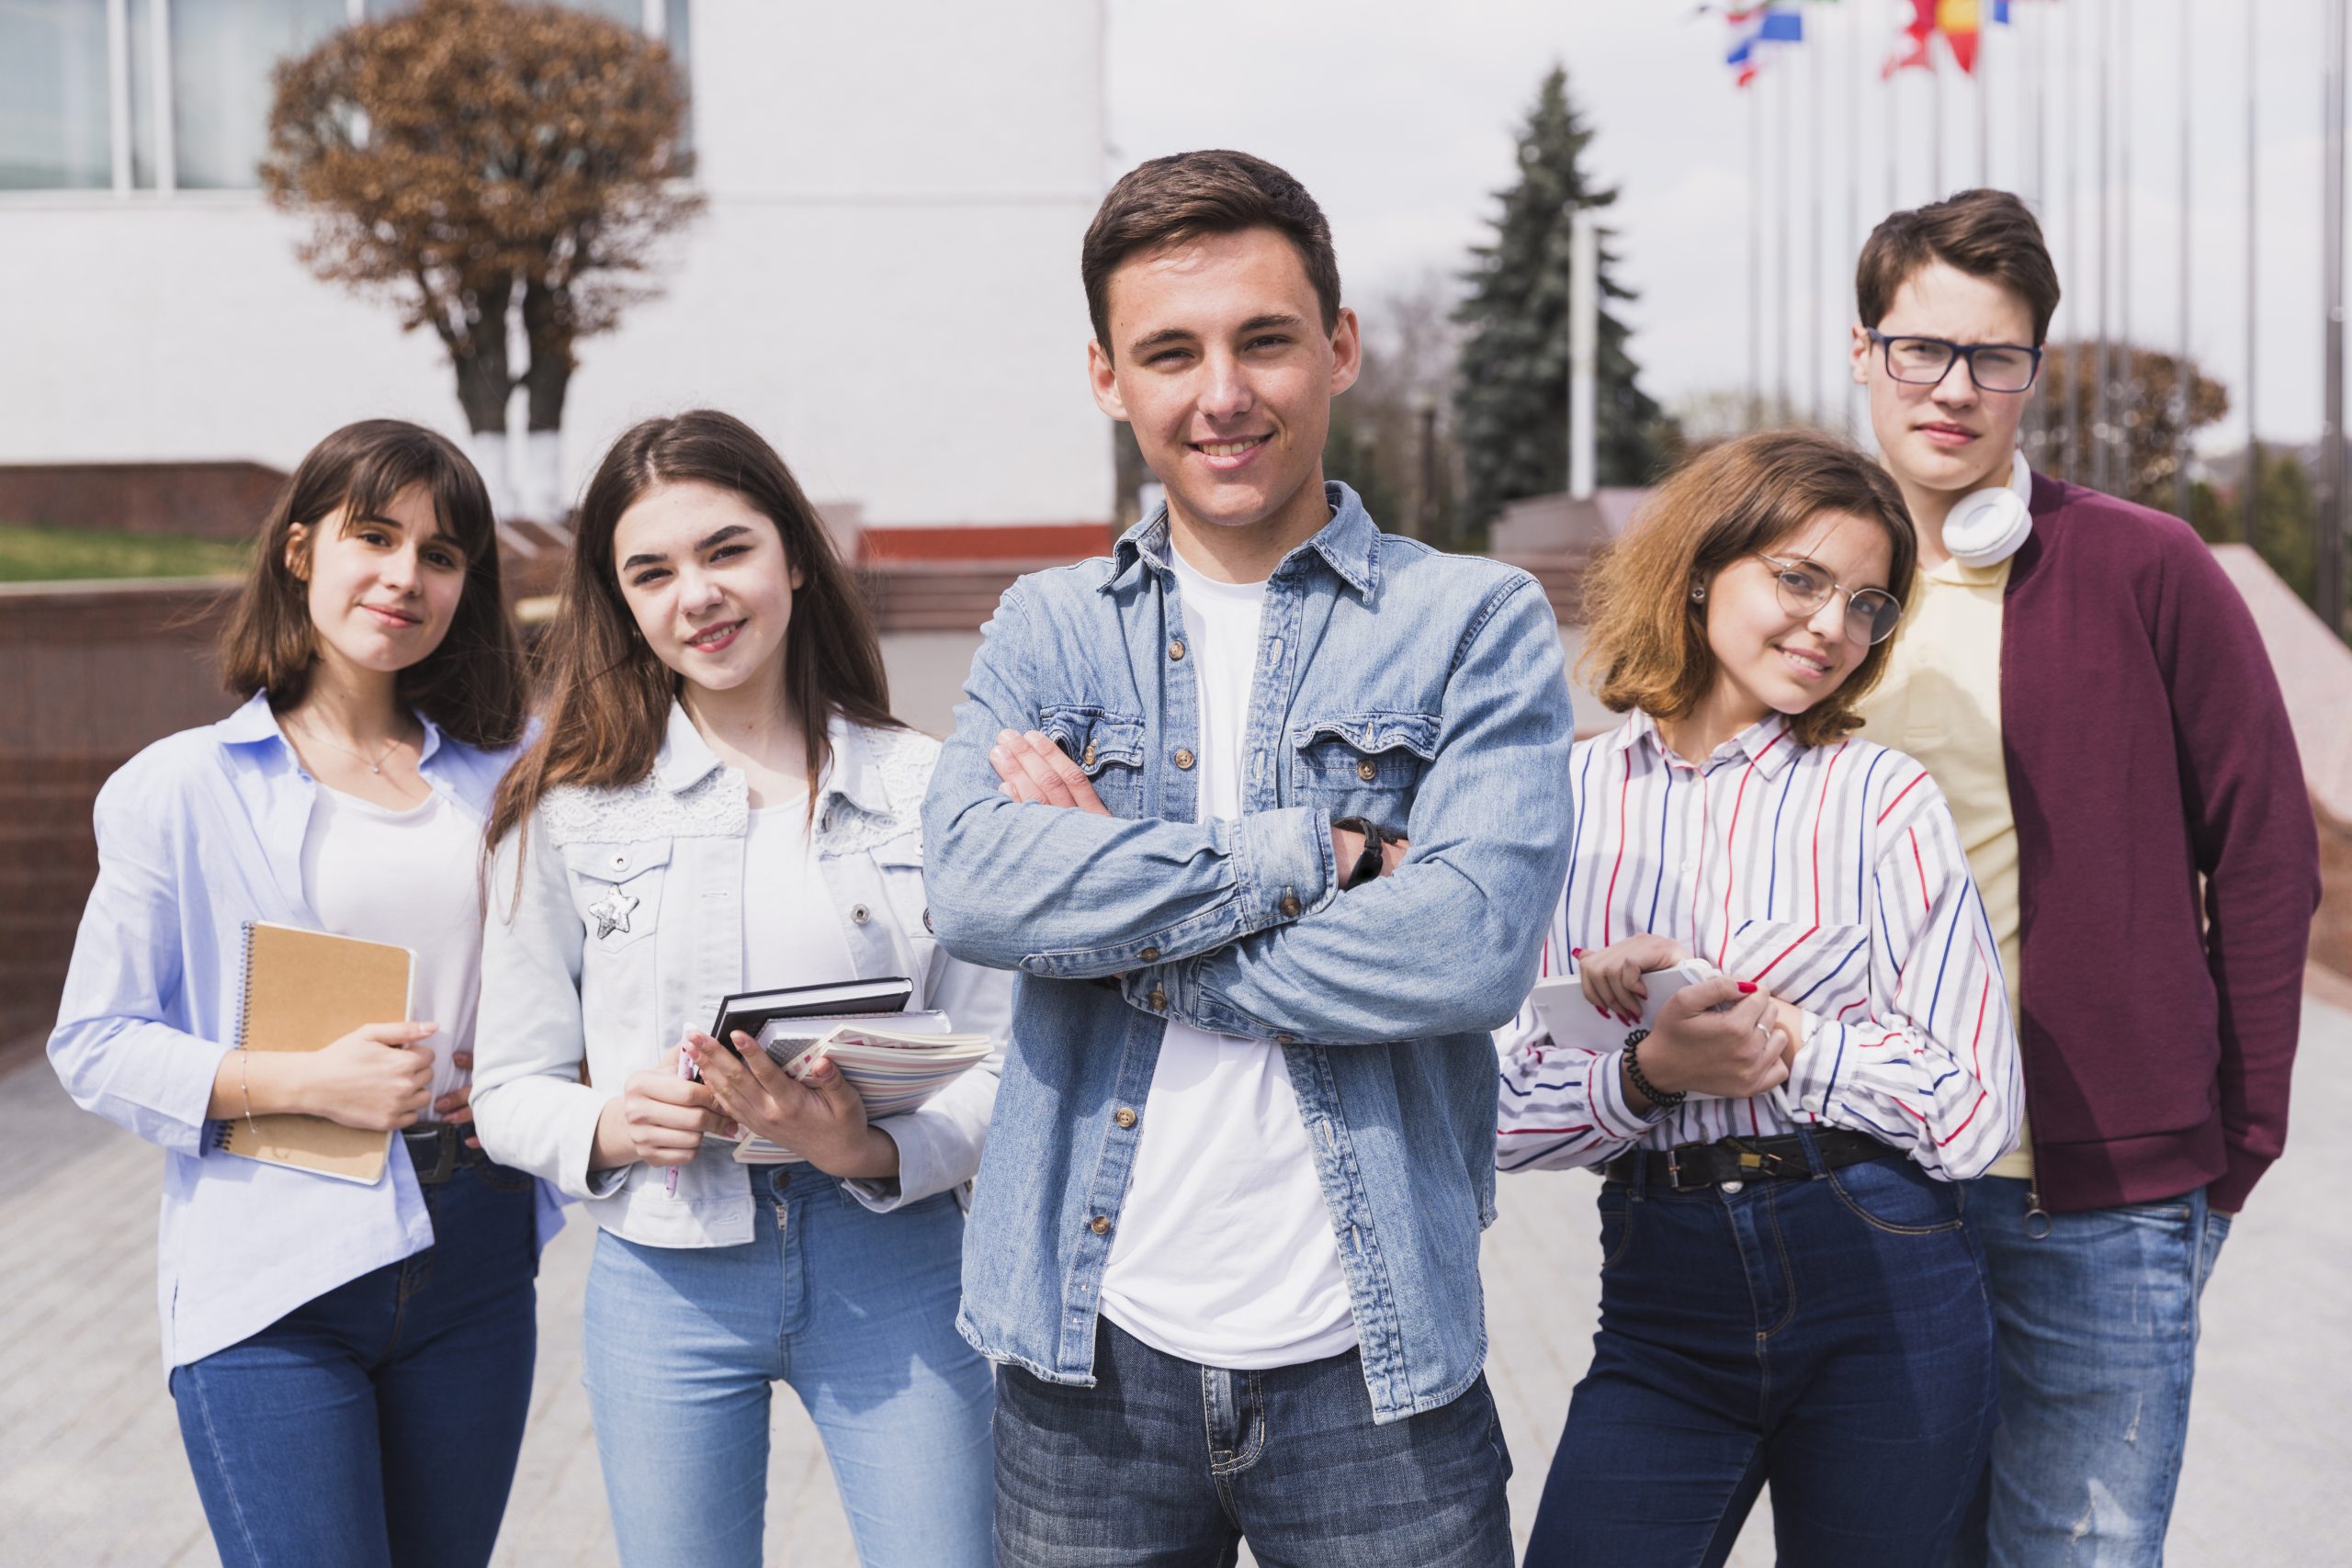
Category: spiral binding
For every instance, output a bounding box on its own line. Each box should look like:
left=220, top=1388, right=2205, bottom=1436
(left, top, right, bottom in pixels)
left=214, top=920, right=263, bottom=1152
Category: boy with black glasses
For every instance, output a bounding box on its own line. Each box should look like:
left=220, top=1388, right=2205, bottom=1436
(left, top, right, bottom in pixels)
left=1848, top=187, right=2320, bottom=1567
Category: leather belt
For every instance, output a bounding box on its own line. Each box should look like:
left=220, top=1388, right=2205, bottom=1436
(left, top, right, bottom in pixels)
left=1602, top=1127, right=1892, bottom=1191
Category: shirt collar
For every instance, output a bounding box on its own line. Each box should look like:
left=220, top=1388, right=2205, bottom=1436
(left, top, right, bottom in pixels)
left=652, top=703, right=890, bottom=818
left=1616, top=709, right=1798, bottom=779
left=653, top=701, right=725, bottom=794
left=1102, top=480, right=1381, bottom=600
left=213, top=688, right=448, bottom=772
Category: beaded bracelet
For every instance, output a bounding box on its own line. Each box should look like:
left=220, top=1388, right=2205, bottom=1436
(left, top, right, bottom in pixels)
left=1622, top=1030, right=1686, bottom=1111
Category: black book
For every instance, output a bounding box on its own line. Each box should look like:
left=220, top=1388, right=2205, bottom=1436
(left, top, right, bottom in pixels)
left=708, top=976, right=913, bottom=1053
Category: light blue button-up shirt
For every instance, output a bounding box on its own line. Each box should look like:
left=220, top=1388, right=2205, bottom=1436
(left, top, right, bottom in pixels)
left=922, top=485, right=1577, bottom=1423
left=48, top=691, right=560, bottom=1370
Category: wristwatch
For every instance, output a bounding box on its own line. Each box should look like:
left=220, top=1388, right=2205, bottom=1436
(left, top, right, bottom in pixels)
left=1333, top=817, right=1387, bottom=890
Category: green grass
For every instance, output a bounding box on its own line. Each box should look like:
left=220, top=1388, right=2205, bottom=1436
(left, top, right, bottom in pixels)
left=0, top=523, right=249, bottom=582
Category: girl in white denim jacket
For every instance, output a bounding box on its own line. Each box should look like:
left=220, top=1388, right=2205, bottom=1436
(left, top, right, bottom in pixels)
left=469, top=412, right=1004, bottom=1568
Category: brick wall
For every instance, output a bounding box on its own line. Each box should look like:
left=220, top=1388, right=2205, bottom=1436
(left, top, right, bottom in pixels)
left=0, top=463, right=288, bottom=541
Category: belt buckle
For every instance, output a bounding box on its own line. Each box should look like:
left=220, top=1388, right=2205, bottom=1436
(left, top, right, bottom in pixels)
left=1724, top=1138, right=1798, bottom=1181
left=408, top=1124, right=457, bottom=1183
left=1665, top=1144, right=1705, bottom=1191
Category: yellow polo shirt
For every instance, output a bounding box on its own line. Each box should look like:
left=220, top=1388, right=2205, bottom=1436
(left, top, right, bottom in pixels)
left=1853, top=553, right=2032, bottom=1179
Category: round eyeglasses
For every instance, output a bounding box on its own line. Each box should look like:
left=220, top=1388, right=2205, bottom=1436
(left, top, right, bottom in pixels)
left=1753, top=552, right=1905, bottom=645
left=1865, top=330, right=2043, bottom=394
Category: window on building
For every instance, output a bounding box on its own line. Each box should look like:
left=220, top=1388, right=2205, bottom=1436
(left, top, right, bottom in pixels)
left=171, top=0, right=348, bottom=190
left=0, top=0, right=691, bottom=195
left=0, top=0, right=113, bottom=190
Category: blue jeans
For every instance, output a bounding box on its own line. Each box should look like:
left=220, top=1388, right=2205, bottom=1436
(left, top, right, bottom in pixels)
left=1526, top=1145, right=1999, bottom=1568
left=993, top=1317, right=1514, bottom=1568
left=582, top=1168, right=994, bottom=1568
left=169, top=1157, right=539, bottom=1568
left=1948, top=1177, right=2233, bottom=1568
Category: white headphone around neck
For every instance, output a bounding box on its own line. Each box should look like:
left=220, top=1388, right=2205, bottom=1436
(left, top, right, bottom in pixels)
left=1940, top=450, right=2034, bottom=569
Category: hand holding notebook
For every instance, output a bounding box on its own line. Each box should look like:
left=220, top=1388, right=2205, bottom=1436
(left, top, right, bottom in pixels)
left=215, top=922, right=426, bottom=1184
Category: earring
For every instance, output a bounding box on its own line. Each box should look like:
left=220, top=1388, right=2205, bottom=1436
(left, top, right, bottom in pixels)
left=1690, top=584, right=1708, bottom=603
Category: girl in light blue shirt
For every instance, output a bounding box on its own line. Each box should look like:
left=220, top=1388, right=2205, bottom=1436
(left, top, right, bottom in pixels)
left=48, top=420, right=554, bottom=1568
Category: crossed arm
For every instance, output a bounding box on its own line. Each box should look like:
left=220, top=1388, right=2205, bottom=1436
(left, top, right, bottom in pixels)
left=920, top=578, right=1578, bottom=1045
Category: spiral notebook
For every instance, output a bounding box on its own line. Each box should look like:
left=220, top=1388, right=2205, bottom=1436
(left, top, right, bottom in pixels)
left=210, top=921, right=412, bottom=1185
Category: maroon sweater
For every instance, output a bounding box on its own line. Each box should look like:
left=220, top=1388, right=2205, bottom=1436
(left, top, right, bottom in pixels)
left=2004, top=474, right=2320, bottom=1213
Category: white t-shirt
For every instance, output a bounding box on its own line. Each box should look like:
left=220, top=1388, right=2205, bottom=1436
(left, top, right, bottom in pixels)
left=300, top=784, right=484, bottom=1119
left=1096, top=544, right=1357, bottom=1369
left=740, top=790, right=856, bottom=998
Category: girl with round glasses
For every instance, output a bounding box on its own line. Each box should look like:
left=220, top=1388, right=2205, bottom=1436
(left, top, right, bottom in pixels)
left=1499, top=429, right=2020, bottom=1567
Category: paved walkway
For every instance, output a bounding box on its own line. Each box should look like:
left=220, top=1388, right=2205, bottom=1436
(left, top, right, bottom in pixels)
left=2, top=988, right=2346, bottom=1565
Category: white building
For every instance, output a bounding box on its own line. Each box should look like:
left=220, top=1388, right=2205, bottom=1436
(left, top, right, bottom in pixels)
left=0, top=0, right=1114, bottom=557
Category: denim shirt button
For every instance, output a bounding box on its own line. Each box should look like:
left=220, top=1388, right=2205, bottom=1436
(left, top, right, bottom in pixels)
left=1148, top=987, right=1167, bottom=1010
left=1169, top=639, right=1187, bottom=661
left=1356, top=758, right=1377, bottom=783
left=1278, top=892, right=1300, bottom=918
left=1089, top=1215, right=1112, bottom=1235
left=1276, top=1034, right=1298, bottom=1045
left=1081, top=741, right=1096, bottom=767
left=1173, top=748, right=1196, bottom=771
left=1139, top=945, right=1160, bottom=962
left=1114, top=1107, right=1137, bottom=1130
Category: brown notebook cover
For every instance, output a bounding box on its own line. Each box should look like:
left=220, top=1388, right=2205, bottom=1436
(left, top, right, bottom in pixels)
left=212, top=922, right=412, bottom=1184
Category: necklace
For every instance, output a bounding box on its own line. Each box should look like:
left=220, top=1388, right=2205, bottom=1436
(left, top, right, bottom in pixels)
left=288, top=716, right=411, bottom=775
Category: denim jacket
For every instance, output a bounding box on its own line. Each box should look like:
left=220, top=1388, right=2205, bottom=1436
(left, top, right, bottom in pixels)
left=471, top=707, right=1009, bottom=1248
left=921, top=484, right=1576, bottom=1423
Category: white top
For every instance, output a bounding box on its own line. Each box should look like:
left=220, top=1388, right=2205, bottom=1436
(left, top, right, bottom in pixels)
left=740, top=791, right=857, bottom=996
left=300, top=783, right=484, bottom=1118
left=1097, top=544, right=1357, bottom=1369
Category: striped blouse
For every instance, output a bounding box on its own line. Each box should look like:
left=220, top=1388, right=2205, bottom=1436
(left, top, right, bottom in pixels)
left=1496, top=709, right=2020, bottom=1181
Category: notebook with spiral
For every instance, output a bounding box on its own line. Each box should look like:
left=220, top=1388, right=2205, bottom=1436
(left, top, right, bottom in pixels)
left=211, top=921, right=412, bottom=1185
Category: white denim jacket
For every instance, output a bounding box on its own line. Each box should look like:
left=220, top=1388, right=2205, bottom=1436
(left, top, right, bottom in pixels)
left=471, top=705, right=1007, bottom=1248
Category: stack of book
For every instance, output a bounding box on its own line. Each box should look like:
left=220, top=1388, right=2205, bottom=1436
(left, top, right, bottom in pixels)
left=707, top=978, right=991, bottom=1166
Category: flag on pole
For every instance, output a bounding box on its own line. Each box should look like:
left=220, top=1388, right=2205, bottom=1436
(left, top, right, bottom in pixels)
left=1885, top=0, right=2016, bottom=79
left=1727, top=3, right=1805, bottom=87
left=1939, top=0, right=1983, bottom=74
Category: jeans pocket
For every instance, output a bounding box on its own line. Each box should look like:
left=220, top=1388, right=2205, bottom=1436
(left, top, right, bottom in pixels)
left=1826, top=1156, right=1966, bottom=1235
left=1597, top=1185, right=1637, bottom=1269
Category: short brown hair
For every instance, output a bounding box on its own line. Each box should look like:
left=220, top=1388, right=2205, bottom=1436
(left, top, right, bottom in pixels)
left=1857, top=188, right=2062, bottom=345
left=217, top=419, right=526, bottom=749
left=1080, top=149, right=1340, bottom=352
left=1579, top=430, right=1917, bottom=750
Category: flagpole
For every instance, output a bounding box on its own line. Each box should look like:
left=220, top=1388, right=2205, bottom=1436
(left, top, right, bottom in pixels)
left=2175, top=0, right=2193, bottom=522
left=2096, top=0, right=2112, bottom=493
left=1887, top=17, right=1900, bottom=213
left=1977, top=6, right=1991, bottom=188
left=1750, top=80, right=1764, bottom=431
left=2120, top=0, right=2135, bottom=502
left=1809, top=23, right=1824, bottom=427
left=1933, top=38, right=1947, bottom=197
left=2245, top=0, right=2260, bottom=547
left=2320, top=0, right=2347, bottom=637
left=2066, top=0, right=2082, bottom=482
left=1849, top=0, right=1865, bottom=440
left=1779, top=62, right=1793, bottom=420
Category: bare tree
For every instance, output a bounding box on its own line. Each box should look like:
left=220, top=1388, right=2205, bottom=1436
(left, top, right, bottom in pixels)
left=264, top=0, right=702, bottom=518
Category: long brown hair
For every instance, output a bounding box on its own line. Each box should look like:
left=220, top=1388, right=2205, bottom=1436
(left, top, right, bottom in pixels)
left=1579, top=429, right=1917, bottom=749
left=486, top=410, right=896, bottom=865
left=217, top=419, right=526, bottom=748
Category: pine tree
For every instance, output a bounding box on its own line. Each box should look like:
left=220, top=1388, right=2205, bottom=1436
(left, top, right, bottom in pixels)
left=1454, top=65, right=1667, bottom=529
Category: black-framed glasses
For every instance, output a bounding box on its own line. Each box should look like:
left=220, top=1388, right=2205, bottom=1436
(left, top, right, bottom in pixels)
left=1755, top=552, right=1905, bottom=645
left=1865, top=329, right=2042, bottom=393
